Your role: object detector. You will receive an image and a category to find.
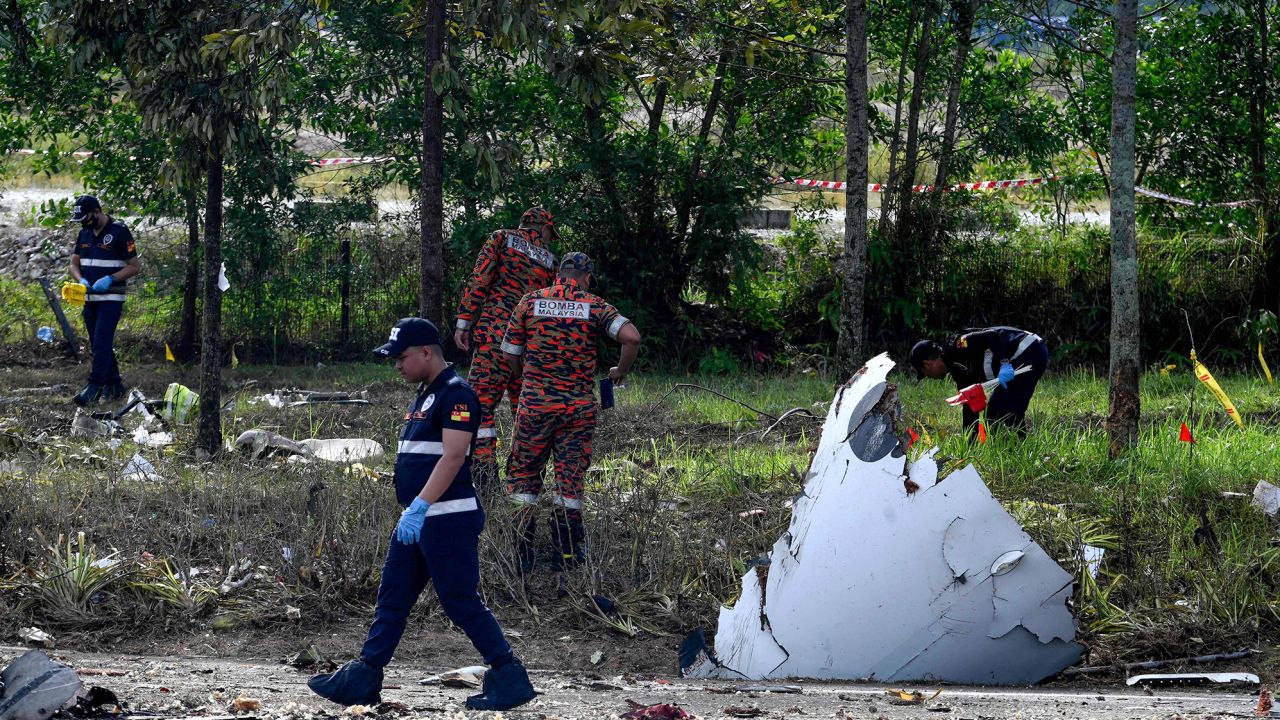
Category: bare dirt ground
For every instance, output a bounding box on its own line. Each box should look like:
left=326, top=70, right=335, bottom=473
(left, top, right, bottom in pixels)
left=0, top=645, right=1261, bottom=720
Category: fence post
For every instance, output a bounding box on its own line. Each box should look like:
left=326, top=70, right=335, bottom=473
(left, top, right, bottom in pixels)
left=340, top=236, right=352, bottom=349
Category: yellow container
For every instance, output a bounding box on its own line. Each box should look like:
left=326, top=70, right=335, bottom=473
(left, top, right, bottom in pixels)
left=61, top=281, right=87, bottom=306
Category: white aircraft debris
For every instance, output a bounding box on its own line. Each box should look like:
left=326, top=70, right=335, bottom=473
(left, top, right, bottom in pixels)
left=692, top=353, right=1083, bottom=685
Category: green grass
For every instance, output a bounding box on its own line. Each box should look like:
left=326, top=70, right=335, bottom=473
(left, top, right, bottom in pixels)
left=2, top=360, right=1279, bottom=657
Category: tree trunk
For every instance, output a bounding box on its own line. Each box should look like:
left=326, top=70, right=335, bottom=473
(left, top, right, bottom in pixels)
left=930, top=0, right=981, bottom=210
left=418, top=0, right=445, bottom=324
left=177, top=187, right=200, bottom=361
left=636, top=81, right=667, bottom=234
left=1106, top=0, right=1140, bottom=457
left=675, top=48, right=730, bottom=244
left=879, top=5, right=920, bottom=236
left=196, top=145, right=224, bottom=456
left=838, top=0, right=870, bottom=376
left=1248, top=0, right=1279, bottom=314
left=894, top=2, right=937, bottom=247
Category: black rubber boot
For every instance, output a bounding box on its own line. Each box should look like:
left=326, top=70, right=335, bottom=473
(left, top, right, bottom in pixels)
left=73, top=383, right=102, bottom=407
left=549, top=510, right=587, bottom=571
left=464, top=661, right=536, bottom=711
left=308, top=659, right=383, bottom=706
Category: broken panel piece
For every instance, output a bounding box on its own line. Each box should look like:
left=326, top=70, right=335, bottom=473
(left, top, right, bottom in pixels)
left=693, top=353, right=1082, bottom=685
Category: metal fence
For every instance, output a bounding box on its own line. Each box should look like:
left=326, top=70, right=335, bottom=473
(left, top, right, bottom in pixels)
left=129, top=225, right=1262, bottom=366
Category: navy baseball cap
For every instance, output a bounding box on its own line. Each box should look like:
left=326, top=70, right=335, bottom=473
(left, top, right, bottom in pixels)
left=70, top=195, right=101, bottom=222
left=559, top=251, right=594, bottom=274
left=373, top=317, right=442, bottom=357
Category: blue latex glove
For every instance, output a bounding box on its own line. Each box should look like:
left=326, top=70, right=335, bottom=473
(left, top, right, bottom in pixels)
left=997, top=362, right=1015, bottom=388
left=79, top=277, right=91, bottom=288
left=91, top=275, right=114, bottom=292
left=395, top=497, right=430, bottom=544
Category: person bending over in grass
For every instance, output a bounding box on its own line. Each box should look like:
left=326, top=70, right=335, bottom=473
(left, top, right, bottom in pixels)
left=910, top=326, right=1049, bottom=436
left=308, top=317, right=536, bottom=712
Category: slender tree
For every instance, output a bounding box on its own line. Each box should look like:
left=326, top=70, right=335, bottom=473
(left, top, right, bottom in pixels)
left=838, top=0, right=870, bottom=375
left=419, top=0, right=445, bottom=323
left=1106, top=0, right=1140, bottom=456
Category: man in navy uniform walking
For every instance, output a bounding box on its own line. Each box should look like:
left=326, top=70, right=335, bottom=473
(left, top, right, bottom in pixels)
left=68, top=195, right=140, bottom=405
left=308, top=318, right=536, bottom=711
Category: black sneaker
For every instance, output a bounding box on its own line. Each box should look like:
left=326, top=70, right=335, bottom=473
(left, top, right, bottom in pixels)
left=73, top=383, right=102, bottom=407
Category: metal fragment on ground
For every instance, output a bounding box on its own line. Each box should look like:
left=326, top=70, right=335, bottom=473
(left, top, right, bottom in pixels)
left=0, top=649, right=83, bottom=720
left=693, top=353, right=1083, bottom=684
left=1126, top=672, right=1260, bottom=687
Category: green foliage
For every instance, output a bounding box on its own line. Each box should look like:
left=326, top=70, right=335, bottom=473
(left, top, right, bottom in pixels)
left=0, top=276, right=55, bottom=343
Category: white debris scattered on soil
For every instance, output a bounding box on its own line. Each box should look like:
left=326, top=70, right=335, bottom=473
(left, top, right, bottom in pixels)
left=249, top=390, right=370, bottom=408
left=17, top=626, right=55, bottom=648
left=121, top=453, right=164, bottom=482
left=132, top=425, right=174, bottom=447
left=295, top=438, right=383, bottom=464
left=235, top=429, right=383, bottom=465
left=693, top=353, right=1083, bottom=685
left=1252, top=480, right=1280, bottom=517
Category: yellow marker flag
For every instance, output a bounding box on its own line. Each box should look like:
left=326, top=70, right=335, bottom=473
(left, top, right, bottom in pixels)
left=1192, top=351, right=1245, bottom=429
left=164, top=342, right=175, bottom=362
left=231, top=346, right=240, bottom=368
left=1259, top=341, right=1273, bottom=384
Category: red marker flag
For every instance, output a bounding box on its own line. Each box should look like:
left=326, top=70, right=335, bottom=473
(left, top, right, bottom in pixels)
left=977, top=422, right=988, bottom=443
left=906, top=427, right=919, bottom=450
left=946, top=383, right=989, bottom=412
left=1179, top=422, right=1195, bottom=443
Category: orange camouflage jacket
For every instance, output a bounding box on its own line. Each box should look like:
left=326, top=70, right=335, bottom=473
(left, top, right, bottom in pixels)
left=501, top=278, right=631, bottom=411
left=455, top=229, right=556, bottom=346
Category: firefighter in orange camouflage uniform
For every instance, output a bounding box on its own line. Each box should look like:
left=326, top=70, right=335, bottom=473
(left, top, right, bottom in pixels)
left=454, top=207, right=558, bottom=488
left=501, top=252, right=641, bottom=573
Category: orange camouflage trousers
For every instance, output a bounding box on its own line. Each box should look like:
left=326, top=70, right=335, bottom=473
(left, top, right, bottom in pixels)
left=468, top=342, right=522, bottom=465
left=505, top=402, right=596, bottom=510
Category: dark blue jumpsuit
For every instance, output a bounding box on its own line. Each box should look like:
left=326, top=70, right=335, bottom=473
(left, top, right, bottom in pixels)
left=73, top=219, right=135, bottom=386
left=359, top=366, right=513, bottom=669
left=941, top=326, right=1049, bottom=434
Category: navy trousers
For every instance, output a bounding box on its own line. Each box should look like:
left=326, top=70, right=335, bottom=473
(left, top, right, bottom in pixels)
left=359, top=507, right=511, bottom=668
left=82, top=301, right=123, bottom=385
left=962, top=340, right=1049, bottom=435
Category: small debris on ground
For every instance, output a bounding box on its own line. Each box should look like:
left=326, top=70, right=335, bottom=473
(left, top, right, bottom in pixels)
left=1126, top=672, right=1260, bottom=687
left=17, top=626, right=55, bottom=648
left=621, top=701, right=691, bottom=719
left=885, top=688, right=943, bottom=705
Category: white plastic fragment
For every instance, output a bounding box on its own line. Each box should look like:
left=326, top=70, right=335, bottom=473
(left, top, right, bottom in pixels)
left=17, top=627, right=55, bottom=649
left=693, top=353, right=1083, bottom=685
left=121, top=453, right=163, bottom=482
left=1082, top=545, right=1105, bottom=579
left=1252, top=480, right=1280, bottom=517
left=296, top=438, right=384, bottom=464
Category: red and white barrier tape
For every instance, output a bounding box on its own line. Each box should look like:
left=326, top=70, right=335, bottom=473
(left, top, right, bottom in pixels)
left=775, top=176, right=1055, bottom=193
left=1135, top=186, right=1254, bottom=208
